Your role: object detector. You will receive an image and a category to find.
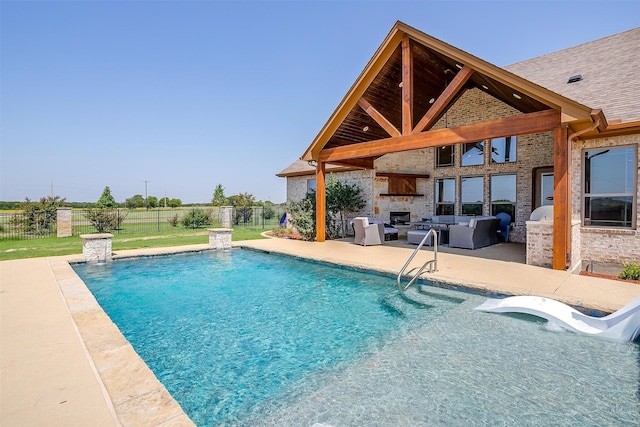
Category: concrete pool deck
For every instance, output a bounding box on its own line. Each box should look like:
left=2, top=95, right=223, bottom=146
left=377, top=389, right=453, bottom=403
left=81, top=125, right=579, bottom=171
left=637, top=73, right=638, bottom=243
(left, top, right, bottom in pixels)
left=2, top=238, right=639, bottom=425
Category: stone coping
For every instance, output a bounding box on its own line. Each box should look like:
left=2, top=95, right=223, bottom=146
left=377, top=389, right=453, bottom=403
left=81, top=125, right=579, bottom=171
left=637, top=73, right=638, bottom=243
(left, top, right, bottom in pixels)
left=51, top=260, right=195, bottom=426
left=79, top=233, right=114, bottom=239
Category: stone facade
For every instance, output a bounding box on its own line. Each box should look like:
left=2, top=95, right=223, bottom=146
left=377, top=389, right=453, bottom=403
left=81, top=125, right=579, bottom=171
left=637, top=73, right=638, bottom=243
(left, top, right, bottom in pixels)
left=80, top=233, right=113, bottom=263
left=208, top=228, right=232, bottom=250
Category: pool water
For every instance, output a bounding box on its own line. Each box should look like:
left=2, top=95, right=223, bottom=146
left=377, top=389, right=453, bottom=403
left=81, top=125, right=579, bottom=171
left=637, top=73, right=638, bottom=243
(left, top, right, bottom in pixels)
left=74, top=249, right=640, bottom=426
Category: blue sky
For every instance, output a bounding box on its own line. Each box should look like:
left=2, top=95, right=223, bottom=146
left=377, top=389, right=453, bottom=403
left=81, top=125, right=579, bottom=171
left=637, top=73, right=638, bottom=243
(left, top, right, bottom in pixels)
left=1, top=1, right=638, bottom=204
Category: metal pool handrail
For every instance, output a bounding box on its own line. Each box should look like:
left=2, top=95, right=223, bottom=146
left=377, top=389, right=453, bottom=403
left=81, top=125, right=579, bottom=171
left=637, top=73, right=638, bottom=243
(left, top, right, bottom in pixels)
left=397, top=228, right=438, bottom=292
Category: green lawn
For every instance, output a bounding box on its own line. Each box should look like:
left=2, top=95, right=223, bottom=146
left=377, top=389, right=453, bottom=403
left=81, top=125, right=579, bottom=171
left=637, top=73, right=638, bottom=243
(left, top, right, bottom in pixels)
left=0, top=227, right=269, bottom=261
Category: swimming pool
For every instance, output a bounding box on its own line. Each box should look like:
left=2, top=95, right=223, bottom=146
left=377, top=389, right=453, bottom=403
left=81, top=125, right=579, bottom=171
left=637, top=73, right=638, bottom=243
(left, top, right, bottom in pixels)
left=74, top=249, right=640, bottom=426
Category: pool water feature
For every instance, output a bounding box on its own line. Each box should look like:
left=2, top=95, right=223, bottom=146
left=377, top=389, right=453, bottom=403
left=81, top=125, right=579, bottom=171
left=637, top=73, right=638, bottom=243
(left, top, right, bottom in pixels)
left=74, top=250, right=640, bottom=426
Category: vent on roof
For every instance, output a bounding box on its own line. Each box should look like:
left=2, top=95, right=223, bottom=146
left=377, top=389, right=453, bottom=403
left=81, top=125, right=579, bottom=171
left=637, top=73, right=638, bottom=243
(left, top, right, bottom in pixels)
left=567, top=74, right=583, bottom=84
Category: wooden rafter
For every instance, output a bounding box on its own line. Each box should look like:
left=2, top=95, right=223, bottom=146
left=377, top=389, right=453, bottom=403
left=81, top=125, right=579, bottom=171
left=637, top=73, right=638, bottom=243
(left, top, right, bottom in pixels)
left=401, top=36, right=413, bottom=135
left=357, top=98, right=401, bottom=137
left=413, top=65, right=475, bottom=134
left=319, top=109, right=561, bottom=162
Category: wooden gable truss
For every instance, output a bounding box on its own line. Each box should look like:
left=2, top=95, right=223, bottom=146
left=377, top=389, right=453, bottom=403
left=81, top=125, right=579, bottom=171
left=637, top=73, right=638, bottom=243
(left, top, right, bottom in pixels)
left=306, top=22, right=604, bottom=270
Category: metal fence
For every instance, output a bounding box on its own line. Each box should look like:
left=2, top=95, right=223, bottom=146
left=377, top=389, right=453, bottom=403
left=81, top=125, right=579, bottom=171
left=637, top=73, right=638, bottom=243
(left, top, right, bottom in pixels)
left=71, top=208, right=221, bottom=235
left=0, top=205, right=287, bottom=240
left=0, top=212, right=57, bottom=240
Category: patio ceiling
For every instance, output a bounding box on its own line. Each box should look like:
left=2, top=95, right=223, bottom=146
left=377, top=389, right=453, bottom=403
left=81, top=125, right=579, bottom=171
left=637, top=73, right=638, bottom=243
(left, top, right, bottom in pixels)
left=302, top=21, right=597, bottom=165
left=326, top=40, right=552, bottom=150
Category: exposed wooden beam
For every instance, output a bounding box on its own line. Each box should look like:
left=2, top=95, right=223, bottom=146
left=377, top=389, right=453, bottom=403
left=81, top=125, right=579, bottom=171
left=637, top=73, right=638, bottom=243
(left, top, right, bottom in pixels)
left=401, top=36, right=413, bottom=135
left=315, top=161, right=326, bottom=242
left=413, top=66, right=474, bottom=134
left=319, top=109, right=560, bottom=162
left=357, top=98, right=401, bottom=138
left=552, top=126, right=570, bottom=270
left=326, top=158, right=375, bottom=169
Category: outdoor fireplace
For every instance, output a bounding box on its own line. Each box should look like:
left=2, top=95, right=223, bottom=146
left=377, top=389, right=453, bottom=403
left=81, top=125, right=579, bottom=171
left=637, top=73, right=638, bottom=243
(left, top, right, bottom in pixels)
left=390, top=211, right=411, bottom=225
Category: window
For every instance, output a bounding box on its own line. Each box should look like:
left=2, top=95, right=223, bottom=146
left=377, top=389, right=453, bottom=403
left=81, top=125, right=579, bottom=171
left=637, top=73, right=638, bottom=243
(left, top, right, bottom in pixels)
left=491, top=136, right=517, bottom=163
left=491, top=174, right=516, bottom=218
left=461, top=141, right=485, bottom=166
left=436, top=145, right=455, bottom=168
left=307, top=179, right=316, bottom=194
left=435, top=178, right=455, bottom=215
left=583, top=146, right=636, bottom=228
left=461, top=176, right=483, bottom=215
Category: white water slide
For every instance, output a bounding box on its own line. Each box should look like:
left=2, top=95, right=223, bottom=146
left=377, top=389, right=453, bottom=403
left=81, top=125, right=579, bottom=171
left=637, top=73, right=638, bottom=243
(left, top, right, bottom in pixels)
left=475, top=295, right=640, bottom=342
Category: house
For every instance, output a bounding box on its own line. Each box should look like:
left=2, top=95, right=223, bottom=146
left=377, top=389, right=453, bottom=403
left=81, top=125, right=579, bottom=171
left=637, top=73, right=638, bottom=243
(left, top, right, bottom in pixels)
left=277, top=22, right=640, bottom=271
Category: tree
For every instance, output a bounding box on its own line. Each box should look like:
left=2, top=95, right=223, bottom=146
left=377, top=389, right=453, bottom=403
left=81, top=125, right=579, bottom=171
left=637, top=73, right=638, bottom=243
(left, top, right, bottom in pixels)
left=96, top=186, right=117, bottom=208
left=169, top=198, right=182, bottom=208
left=125, top=194, right=145, bottom=209
left=212, top=184, right=227, bottom=206
left=12, top=196, right=66, bottom=235
left=228, top=192, right=255, bottom=225
left=326, top=174, right=366, bottom=238
left=146, top=196, right=158, bottom=209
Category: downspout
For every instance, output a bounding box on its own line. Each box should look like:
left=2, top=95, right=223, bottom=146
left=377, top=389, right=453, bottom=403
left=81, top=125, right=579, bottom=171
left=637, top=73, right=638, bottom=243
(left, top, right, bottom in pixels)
left=563, top=116, right=601, bottom=268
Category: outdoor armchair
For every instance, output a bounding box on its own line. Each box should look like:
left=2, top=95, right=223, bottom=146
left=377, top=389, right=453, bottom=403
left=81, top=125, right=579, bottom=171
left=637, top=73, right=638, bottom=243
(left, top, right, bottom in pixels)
left=352, top=217, right=384, bottom=246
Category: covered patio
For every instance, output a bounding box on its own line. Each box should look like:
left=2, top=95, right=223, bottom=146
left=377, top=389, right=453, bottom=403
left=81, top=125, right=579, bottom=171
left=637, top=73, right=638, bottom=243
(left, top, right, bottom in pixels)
left=301, top=22, right=608, bottom=270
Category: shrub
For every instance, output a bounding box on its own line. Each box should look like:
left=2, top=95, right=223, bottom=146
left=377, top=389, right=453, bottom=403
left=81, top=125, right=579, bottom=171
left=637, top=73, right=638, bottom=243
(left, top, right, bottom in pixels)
left=84, top=209, right=126, bottom=233
left=619, top=262, right=640, bottom=281
left=167, top=214, right=179, bottom=227
left=271, top=225, right=287, bottom=237
left=181, top=209, right=212, bottom=229
left=286, top=196, right=316, bottom=241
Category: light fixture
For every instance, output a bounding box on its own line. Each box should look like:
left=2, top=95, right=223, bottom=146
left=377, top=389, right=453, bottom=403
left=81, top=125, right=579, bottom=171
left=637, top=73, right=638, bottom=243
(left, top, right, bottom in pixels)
left=481, top=84, right=489, bottom=90
left=455, top=63, right=463, bottom=69
left=429, top=98, right=435, bottom=104
left=307, top=160, right=317, bottom=167
left=398, top=82, right=403, bottom=88
left=513, top=93, right=522, bottom=100
left=363, top=126, right=369, bottom=132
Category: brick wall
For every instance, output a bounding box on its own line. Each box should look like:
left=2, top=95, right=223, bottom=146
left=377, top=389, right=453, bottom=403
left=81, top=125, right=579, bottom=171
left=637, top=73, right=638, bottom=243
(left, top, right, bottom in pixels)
left=571, top=133, right=640, bottom=264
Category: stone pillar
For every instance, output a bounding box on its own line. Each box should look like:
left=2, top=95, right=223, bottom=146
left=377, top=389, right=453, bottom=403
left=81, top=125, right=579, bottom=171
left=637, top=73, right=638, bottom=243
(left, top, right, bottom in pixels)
left=526, top=221, right=553, bottom=268
left=80, top=233, right=113, bottom=263
left=220, top=206, right=233, bottom=228
left=56, top=207, right=72, bottom=237
left=208, top=228, right=232, bottom=250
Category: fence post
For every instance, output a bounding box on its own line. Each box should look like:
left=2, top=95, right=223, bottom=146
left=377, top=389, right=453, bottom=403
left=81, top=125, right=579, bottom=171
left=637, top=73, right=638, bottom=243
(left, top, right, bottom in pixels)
left=220, top=206, right=233, bottom=228
left=56, top=207, right=72, bottom=237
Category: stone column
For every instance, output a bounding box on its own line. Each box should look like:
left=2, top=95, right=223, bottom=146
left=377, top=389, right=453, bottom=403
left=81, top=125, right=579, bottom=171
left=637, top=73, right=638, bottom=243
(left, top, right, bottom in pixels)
left=220, top=206, right=233, bottom=228
left=208, top=228, right=232, bottom=250
left=56, top=207, right=72, bottom=237
left=80, top=233, right=113, bottom=263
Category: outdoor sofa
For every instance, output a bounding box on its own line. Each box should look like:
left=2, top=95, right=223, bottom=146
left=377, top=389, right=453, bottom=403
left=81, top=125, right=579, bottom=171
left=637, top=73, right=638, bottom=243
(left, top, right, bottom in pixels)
left=448, top=216, right=500, bottom=249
